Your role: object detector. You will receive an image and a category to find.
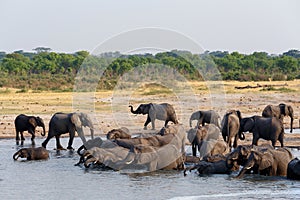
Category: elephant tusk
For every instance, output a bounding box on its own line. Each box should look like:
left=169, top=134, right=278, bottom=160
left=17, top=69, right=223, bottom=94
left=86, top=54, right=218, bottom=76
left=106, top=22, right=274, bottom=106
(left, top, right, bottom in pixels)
left=126, top=158, right=134, bottom=164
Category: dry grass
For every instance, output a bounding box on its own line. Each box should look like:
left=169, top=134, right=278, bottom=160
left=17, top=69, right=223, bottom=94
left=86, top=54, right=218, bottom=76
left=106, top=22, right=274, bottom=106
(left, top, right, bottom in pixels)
left=0, top=80, right=300, bottom=142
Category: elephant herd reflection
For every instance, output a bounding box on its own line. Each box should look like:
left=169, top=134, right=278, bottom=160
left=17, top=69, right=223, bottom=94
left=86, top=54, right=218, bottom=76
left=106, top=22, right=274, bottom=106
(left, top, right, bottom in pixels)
left=12, top=102, right=300, bottom=180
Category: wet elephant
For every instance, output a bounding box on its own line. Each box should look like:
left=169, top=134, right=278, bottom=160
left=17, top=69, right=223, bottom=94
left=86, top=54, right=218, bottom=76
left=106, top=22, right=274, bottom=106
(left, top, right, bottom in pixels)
left=262, top=103, right=294, bottom=133
left=187, top=124, right=221, bottom=157
left=14, top=114, right=46, bottom=145
left=129, top=103, right=178, bottom=130
left=239, top=116, right=285, bottom=147
left=221, top=110, right=245, bottom=148
left=287, top=158, right=300, bottom=180
left=106, top=127, right=131, bottom=140
left=236, top=147, right=293, bottom=178
left=13, top=147, right=49, bottom=160
left=42, top=112, right=94, bottom=150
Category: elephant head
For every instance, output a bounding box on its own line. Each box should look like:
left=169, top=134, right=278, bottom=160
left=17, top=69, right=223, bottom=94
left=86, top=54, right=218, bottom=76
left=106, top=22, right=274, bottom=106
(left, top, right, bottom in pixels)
left=13, top=148, right=30, bottom=160
left=71, top=113, right=94, bottom=141
left=279, top=103, right=294, bottom=133
left=235, top=149, right=273, bottom=178
left=129, top=104, right=151, bottom=115
left=29, top=116, right=46, bottom=136
left=239, top=116, right=255, bottom=133
left=226, top=145, right=253, bottom=169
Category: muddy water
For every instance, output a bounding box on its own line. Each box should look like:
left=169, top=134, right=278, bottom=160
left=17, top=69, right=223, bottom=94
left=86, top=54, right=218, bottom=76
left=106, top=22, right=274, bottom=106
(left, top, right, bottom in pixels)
left=0, top=137, right=300, bottom=200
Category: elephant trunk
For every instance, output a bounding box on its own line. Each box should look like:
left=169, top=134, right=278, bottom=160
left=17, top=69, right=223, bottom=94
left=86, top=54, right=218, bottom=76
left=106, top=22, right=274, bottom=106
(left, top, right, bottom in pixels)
left=41, top=124, right=46, bottom=136
left=129, top=105, right=139, bottom=114
left=13, top=152, right=20, bottom=160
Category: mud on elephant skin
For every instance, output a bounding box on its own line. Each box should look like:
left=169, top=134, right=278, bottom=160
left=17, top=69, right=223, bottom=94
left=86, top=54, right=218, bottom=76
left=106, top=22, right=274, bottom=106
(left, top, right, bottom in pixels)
left=221, top=110, right=245, bottom=148
left=42, top=112, right=94, bottom=150
left=122, top=144, right=185, bottom=172
left=187, top=124, right=222, bottom=157
left=13, top=147, right=49, bottom=161
left=262, top=103, right=294, bottom=133
left=129, top=103, right=178, bottom=130
left=189, top=110, right=220, bottom=128
left=235, top=147, right=293, bottom=178
left=106, top=127, right=131, bottom=140
left=14, top=114, right=46, bottom=146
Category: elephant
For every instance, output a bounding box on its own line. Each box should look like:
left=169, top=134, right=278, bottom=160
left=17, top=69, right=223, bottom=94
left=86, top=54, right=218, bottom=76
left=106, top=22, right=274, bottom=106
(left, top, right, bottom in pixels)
left=122, top=144, right=185, bottom=172
left=189, top=110, right=220, bottom=128
left=221, top=110, right=245, bottom=148
left=106, top=127, right=131, bottom=140
left=129, top=103, right=178, bottom=130
left=187, top=124, right=221, bottom=157
left=184, top=154, right=236, bottom=176
left=13, top=147, right=49, bottom=161
left=235, top=147, right=293, bottom=178
left=226, top=144, right=274, bottom=169
left=115, top=124, right=186, bottom=154
left=287, top=158, right=300, bottom=180
left=42, top=112, right=94, bottom=150
left=77, top=137, right=103, bottom=156
left=14, top=114, right=46, bottom=145
left=262, top=103, right=294, bottom=133
left=239, top=116, right=285, bottom=147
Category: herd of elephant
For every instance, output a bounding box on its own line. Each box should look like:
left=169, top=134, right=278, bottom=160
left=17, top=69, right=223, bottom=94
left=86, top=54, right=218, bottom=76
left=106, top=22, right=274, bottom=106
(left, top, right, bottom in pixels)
left=11, top=102, right=300, bottom=180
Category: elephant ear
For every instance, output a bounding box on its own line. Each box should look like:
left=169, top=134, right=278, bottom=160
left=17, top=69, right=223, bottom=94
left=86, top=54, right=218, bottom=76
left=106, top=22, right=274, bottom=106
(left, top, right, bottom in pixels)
left=28, top=117, right=37, bottom=127
left=71, top=113, right=82, bottom=129
left=187, top=128, right=197, bottom=143
left=242, top=118, right=255, bottom=132
left=255, top=151, right=274, bottom=170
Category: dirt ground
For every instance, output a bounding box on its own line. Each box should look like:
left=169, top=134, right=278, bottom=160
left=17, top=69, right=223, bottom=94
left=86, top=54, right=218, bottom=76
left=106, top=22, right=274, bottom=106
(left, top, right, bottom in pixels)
left=1, top=80, right=300, bottom=148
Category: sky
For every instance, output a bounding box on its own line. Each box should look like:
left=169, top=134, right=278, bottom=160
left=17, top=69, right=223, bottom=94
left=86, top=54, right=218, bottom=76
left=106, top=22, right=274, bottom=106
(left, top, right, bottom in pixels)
left=0, top=0, right=299, bottom=55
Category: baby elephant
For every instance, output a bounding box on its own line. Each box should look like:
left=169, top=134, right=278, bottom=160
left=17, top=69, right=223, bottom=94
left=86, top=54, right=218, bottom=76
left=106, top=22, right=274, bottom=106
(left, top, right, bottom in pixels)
left=13, top=147, right=49, bottom=161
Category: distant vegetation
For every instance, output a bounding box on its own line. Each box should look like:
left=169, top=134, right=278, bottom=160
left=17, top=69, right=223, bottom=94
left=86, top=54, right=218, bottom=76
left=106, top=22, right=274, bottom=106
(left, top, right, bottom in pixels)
left=0, top=48, right=299, bottom=91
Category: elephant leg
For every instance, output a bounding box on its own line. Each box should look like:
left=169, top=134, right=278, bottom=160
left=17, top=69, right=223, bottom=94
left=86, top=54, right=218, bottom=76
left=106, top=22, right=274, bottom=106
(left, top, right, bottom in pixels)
left=278, top=133, right=284, bottom=147
left=233, top=135, right=238, bottom=148
left=151, top=119, right=156, bottom=130
left=55, top=135, right=65, bottom=150
left=192, top=144, right=197, bottom=157
left=144, top=116, right=151, bottom=130
left=252, top=134, right=259, bottom=146
left=67, top=130, right=75, bottom=150
left=164, top=120, right=169, bottom=127
left=20, top=131, right=25, bottom=141
left=16, top=131, right=20, bottom=145
left=28, top=130, right=35, bottom=146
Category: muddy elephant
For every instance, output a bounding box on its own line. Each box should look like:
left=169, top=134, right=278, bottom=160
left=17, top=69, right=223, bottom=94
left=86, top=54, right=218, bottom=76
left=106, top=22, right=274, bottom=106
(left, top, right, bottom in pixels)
left=184, top=154, right=236, bottom=176
left=42, top=112, right=94, bottom=150
left=239, top=116, right=285, bottom=147
left=106, top=127, right=131, bottom=140
left=77, top=137, right=104, bottom=156
left=287, top=158, right=300, bottom=180
left=13, top=147, right=49, bottom=160
left=129, top=103, right=178, bottom=130
left=226, top=144, right=274, bottom=170
left=262, top=103, right=294, bottom=133
left=123, top=144, right=185, bottom=172
left=236, top=147, right=293, bottom=178
left=187, top=124, right=221, bottom=157
left=14, top=114, right=46, bottom=145
left=189, top=110, right=220, bottom=128
left=221, top=110, right=245, bottom=148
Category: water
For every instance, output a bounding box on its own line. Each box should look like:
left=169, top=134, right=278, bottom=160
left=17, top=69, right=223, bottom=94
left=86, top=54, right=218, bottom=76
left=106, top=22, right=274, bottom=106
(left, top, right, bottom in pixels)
left=1, top=137, right=300, bottom=200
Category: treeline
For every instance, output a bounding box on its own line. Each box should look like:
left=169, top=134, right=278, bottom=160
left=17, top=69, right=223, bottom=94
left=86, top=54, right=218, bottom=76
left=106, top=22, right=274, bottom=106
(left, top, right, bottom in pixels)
left=0, top=48, right=299, bottom=90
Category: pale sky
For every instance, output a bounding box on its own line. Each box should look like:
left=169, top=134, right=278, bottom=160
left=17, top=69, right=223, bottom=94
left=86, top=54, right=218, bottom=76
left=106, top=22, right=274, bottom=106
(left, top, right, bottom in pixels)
left=0, top=0, right=299, bottom=54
